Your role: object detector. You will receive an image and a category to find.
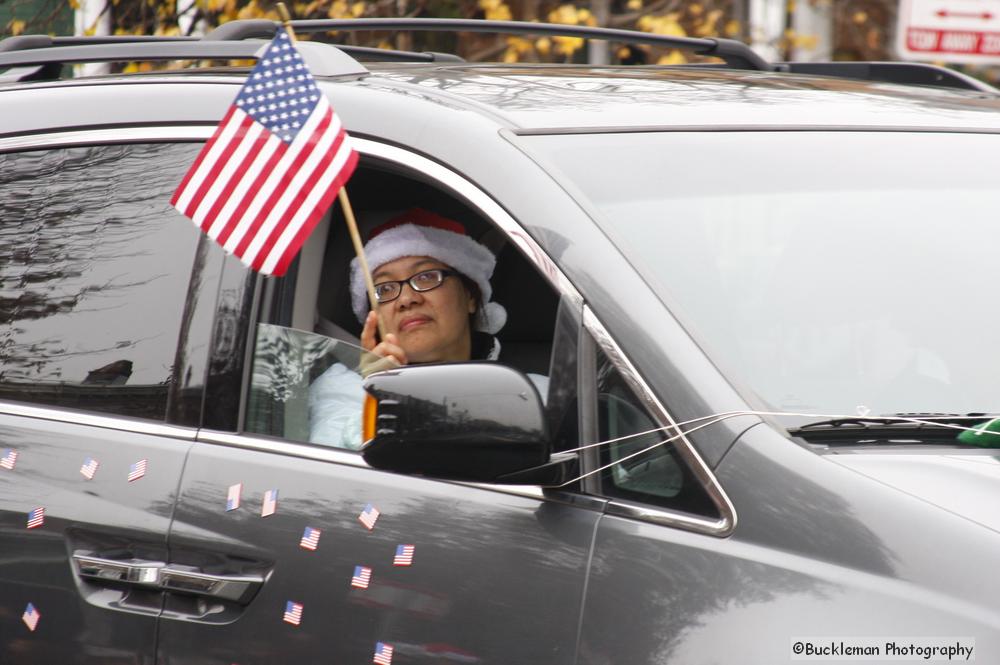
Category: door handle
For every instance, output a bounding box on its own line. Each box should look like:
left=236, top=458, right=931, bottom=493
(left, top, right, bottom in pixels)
left=73, top=553, right=264, bottom=604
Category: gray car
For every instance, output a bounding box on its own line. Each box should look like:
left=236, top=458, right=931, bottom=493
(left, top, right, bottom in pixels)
left=1, top=18, right=999, bottom=665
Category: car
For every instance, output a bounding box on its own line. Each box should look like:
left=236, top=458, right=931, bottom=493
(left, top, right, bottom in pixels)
left=2, top=17, right=999, bottom=665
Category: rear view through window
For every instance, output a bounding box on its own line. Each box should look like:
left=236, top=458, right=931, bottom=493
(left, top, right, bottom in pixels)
left=0, top=143, right=202, bottom=420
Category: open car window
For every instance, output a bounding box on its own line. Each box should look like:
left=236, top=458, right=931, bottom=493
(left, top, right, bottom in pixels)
left=242, top=156, right=568, bottom=456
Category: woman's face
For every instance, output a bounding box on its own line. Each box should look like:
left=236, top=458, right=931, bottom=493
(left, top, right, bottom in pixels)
left=373, top=255, right=476, bottom=364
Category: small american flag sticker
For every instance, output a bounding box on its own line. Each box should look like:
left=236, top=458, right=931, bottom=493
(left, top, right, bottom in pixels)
left=127, top=459, right=147, bottom=482
left=393, top=544, right=415, bottom=567
left=26, top=507, right=44, bottom=529
left=22, top=602, right=40, bottom=632
left=351, top=565, right=372, bottom=589
left=358, top=503, right=380, bottom=530
left=80, top=457, right=99, bottom=480
left=226, top=483, right=243, bottom=511
left=261, top=489, right=278, bottom=517
left=299, top=526, right=321, bottom=551
left=1, top=448, right=18, bottom=470
left=373, top=642, right=394, bottom=665
left=283, top=600, right=303, bottom=626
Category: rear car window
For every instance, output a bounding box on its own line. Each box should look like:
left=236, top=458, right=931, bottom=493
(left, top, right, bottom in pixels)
left=0, top=143, right=203, bottom=421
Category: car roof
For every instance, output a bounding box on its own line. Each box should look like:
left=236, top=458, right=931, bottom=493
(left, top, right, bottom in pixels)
left=4, top=47, right=1000, bottom=137
left=360, top=63, right=1000, bottom=133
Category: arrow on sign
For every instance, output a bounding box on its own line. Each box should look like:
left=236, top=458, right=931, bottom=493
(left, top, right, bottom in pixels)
left=935, top=9, right=994, bottom=20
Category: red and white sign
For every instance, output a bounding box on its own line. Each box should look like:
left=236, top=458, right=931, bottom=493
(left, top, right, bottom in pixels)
left=896, top=0, right=1000, bottom=63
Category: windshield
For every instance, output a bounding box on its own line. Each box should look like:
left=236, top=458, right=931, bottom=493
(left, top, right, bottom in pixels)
left=528, top=131, right=1000, bottom=418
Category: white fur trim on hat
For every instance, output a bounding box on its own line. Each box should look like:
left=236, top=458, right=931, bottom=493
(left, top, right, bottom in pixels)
left=350, top=222, right=508, bottom=334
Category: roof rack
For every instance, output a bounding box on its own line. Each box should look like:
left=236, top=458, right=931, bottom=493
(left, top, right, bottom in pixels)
left=779, top=61, right=998, bottom=93
left=0, top=38, right=369, bottom=82
left=207, top=17, right=771, bottom=71
left=1, top=18, right=995, bottom=93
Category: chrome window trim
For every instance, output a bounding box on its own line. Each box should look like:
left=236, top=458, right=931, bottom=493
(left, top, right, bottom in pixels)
left=0, top=400, right=198, bottom=440
left=584, top=306, right=736, bottom=536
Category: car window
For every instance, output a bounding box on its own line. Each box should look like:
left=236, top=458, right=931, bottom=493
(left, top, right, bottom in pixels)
left=595, top=345, right=718, bottom=517
left=530, top=131, right=1000, bottom=420
left=0, top=143, right=203, bottom=421
left=244, top=161, right=564, bottom=451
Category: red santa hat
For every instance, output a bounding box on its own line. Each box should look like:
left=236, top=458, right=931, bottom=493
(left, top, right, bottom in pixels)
left=350, top=208, right=507, bottom=334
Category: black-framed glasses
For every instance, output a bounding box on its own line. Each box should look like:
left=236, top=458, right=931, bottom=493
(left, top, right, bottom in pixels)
left=373, top=268, right=458, bottom=304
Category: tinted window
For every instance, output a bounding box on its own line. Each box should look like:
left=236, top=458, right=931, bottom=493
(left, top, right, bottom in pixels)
left=0, top=143, right=202, bottom=420
left=596, top=347, right=717, bottom=517
left=245, top=165, right=563, bottom=450
left=531, top=132, right=1000, bottom=419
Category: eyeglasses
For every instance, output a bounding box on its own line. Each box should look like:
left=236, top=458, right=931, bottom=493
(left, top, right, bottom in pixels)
left=373, top=268, right=458, bottom=304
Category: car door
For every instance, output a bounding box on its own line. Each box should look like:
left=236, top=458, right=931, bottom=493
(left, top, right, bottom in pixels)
left=0, top=137, right=218, bottom=664
left=157, top=144, right=603, bottom=665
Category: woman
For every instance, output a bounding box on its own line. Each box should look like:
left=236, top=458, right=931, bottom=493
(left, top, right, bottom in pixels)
left=309, top=208, right=509, bottom=449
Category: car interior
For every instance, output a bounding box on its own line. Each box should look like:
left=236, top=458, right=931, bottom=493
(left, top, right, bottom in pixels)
left=309, top=159, right=559, bottom=376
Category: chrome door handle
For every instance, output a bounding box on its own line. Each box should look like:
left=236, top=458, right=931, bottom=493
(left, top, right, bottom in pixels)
left=74, top=554, right=164, bottom=586
left=73, top=553, right=264, bottom=604
left=159, top=567, right=263, bottom=603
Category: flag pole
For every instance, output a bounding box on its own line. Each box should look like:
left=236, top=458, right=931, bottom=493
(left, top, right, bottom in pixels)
left=276, top=3, right=387, bottom=341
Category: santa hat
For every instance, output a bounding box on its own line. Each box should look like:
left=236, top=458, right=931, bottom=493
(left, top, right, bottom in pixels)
left=350, top=208, right=507, bottom=335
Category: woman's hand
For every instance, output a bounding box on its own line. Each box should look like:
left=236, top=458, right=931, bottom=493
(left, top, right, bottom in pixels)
left=359, top=311, right=407, bottom=375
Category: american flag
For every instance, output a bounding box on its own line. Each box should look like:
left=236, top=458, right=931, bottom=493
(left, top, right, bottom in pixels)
left=127, top=459, right=147, bottom=482
left=373, top=642, right=394, bottom=665
left=1, top=448, right=17, bottom=470
left=283, top=600, right=303, bottom=626
left=299, top=526, right=321, bottom=551
left=26, top=507, right=44, bottom=529
left=261, top=489, right=278, bottom=517
left=393, top=544, right=415, bottom=567
left=171, top=27, right=358, bottom=276
left=358, top=503, right=380, bottom=530
left=22, top=603, right=40, bottom=632
left=351, top=565, right=372, bottom=589
left=80, top=457, right=99, bottom=480
left=226, top=483, right=243, bottom=511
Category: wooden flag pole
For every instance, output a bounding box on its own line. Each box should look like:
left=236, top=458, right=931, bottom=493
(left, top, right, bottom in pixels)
left=338, top=188, right=387, bottom=340
left=276, top=3, right=387, bottom=341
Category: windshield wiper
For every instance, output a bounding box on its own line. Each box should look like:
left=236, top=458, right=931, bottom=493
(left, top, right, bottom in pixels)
left=788, top=413, right=1000, bottom=445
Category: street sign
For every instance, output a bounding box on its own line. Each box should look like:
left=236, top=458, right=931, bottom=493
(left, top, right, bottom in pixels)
left=895, top=0, right=1000, bottom=63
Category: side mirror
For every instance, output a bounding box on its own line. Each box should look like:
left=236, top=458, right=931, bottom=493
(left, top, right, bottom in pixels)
left=361, top=363, right=550, bottom=482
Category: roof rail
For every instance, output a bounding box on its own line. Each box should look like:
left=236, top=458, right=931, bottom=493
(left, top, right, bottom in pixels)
left=0, top=39, right=368, bottom=81
left=779, top=61, right=998, bottom=94
left=206, top=17, right=772, bottom=71
left=0, top=34, right=196, bottom=53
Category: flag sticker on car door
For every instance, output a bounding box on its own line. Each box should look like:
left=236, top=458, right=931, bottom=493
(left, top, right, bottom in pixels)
left=300, top=526, right=321, bottom=551
left=226, top=483, right=243, bottom=511
left=22, top=603, right=40, bottom=632
left=1, top=448, right=17, bottom=470
left=283, top=600, right=303, bottom=626
left=393, top=544, right=415, bottom=566
left=373, top=642, right=394, bottom=665
left=358, top=503, right=380, bottom=530
left=80, top=457, right=99, bottom=480
left=127, top=459, right=147, bottom=482
left=26, top=507, right=44, bottom=529
left=351, top=565, right=372, bottom=589
left=262, top=489, right=278, bottom=517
